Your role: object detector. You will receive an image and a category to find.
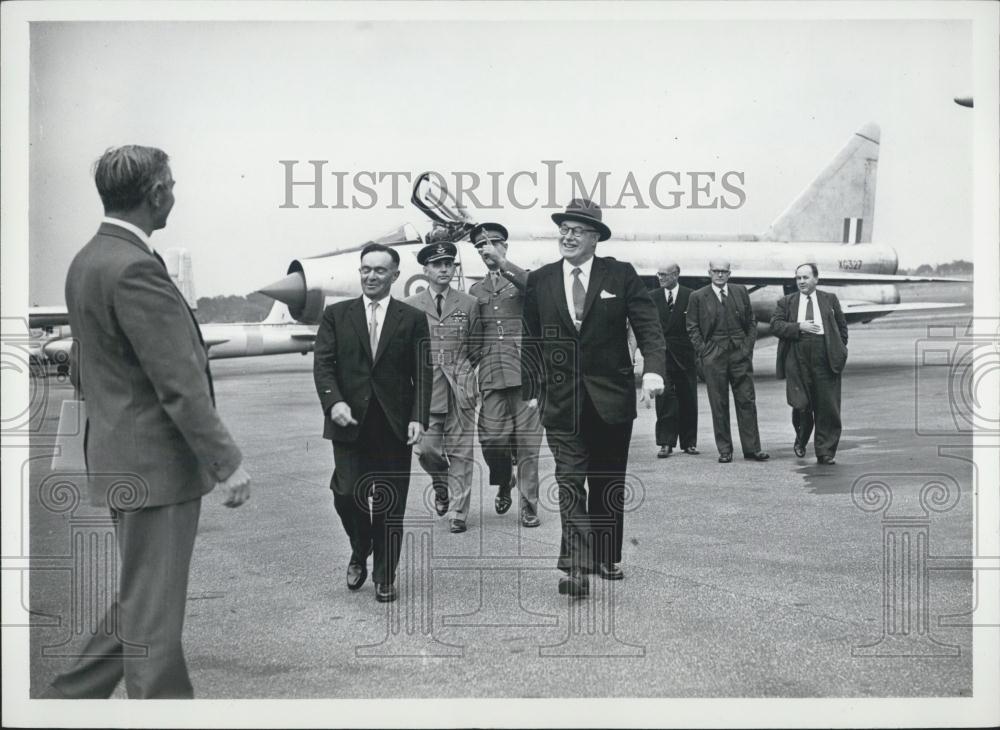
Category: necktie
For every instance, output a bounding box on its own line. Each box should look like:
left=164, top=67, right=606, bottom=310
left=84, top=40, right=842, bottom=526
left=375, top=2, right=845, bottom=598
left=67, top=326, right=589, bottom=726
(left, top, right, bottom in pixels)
left=666, top=289, right=674, bottom=311
left=490, top=271, right=501, bottom=288
left=805, top=294, right=814, bottom=322
left=369, top=301, right=379, bottom=354
left=571, top=267, right=585, bottom=327
left=435, top=293, right=443, bottom=317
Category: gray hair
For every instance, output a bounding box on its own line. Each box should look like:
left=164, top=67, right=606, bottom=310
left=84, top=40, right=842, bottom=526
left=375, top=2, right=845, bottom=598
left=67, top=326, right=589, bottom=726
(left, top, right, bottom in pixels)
left=93, top=145, right=171, bottom=212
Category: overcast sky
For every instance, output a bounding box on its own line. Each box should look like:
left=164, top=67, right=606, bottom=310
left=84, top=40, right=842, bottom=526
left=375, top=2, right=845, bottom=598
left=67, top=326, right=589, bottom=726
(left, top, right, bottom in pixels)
left=27, top=18, right=973, bottom=303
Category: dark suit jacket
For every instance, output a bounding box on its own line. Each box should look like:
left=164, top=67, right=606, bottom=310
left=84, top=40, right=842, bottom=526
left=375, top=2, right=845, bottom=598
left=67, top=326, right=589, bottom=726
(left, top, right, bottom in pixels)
left=685, top=283, right=757, bottom=358
left=771, top=290, right=849, bottom=408
left=65, top=223, right=242, bottom=508
left=521, top=256, right=666, bottom=431
left=313, top=296, right=432, bottom=443
left=653, top=285, right=696, bottom=371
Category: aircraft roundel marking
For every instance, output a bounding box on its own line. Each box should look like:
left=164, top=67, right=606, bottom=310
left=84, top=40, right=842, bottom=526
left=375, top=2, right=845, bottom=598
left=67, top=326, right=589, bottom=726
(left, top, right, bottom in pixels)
left=404, top=274, right=430, bottom=297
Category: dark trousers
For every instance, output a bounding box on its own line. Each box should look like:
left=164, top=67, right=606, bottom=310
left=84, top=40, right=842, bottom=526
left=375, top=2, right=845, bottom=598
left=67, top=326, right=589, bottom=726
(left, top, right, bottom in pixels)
left=654, top=367, right=698, bottom=449
left=702, top=338, right=761, bottom=456
left=331, top=400, right=411, bottom=585
left=793, top=334, right=842, bottom=458
left=48, top=497, right=202, bottom=699
left=545, top=392, right=633, bottom=572
left=478, top=386, right=542, bottom=515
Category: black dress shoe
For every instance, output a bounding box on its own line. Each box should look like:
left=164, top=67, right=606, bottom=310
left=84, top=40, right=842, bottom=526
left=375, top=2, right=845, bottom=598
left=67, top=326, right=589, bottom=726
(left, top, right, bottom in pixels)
left=793, top=442, right=806, bottom=458
left=433, top=485, right=449, bottom=516
left=599, top=563, right=624, bottom=581
left=718, top=453, right=733, bottom=463
left=449, top=518, right=467, bottom=533
left=494, top=485, right=512, bottom=514
left=744, top=451, right=770, bottom=461
left=520, top=514, right=540, bottom=528
left=657, top=445, right=672, bottom=459
left=375, top=582, right=397, bottom=603
left=346, top=560, right=367, bottom=591
left=817, top=455, right=836, bottom=465
left=683, top=446, right=700, bottom=455
left=558, top=570, right=590, bottom=597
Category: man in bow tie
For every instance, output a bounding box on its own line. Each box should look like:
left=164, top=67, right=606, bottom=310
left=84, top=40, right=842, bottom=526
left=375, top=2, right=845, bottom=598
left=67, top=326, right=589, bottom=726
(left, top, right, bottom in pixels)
left=770, top=263, right=848, bottom=465
left=521, top=198, right=666, bottom=597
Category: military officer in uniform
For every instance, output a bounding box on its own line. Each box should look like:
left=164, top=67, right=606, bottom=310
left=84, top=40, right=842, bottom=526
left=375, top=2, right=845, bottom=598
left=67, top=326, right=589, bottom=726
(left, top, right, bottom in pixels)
left=405, top=241, right=483, bottom=533
left=468, top=222, right=543, bottom=528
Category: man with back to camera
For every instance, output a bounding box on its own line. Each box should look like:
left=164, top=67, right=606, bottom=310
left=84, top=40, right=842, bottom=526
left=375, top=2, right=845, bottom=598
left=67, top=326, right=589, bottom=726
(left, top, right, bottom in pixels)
left=404, top=240, right=483, bottom=534
left=770, top=263, right=848, bottom=464
left=313, top=243, right=431, bottom=603
left=685, top=259, right=769, bottom=463
left=45, top=145, right=251, bottom=699
left=652, top=260, right=699, bottom=459
left=521, top=198, right=666, bottom=597
left=467, top=222, right=543, bottom=528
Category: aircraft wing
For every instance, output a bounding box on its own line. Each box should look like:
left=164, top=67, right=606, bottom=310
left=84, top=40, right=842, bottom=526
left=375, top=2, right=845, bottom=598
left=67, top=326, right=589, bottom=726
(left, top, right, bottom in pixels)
left=709, top=271, right=968, bottom=287
left=839, top=301, right=968, bottom=317
left=202, top=335, right=231, bottom=348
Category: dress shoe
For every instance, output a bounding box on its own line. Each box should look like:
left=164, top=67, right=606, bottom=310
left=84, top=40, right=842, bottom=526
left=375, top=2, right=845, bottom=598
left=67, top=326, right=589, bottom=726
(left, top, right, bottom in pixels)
left=657, top=445, right=672, bottom=459
left=494, top=485, right=512, bottom=515
left=599, top=563, right=624, bottom=581
left=817, top=455, right=836, bottom=465
left=374, top=582, right=397, bottom=603
left=433, top=485, right=449, bottom=516
left=558, top=570, right=590, bottom=597
left=520, top=513, right=540, bottom=528
left=718, top=453, right=733, bottom=463
left=346, top=560, right=367, bottom=591
left=449, top=518, right=467, bottom=533
left=744, top=451, right=770, bottom=461
left=683, top=446, right=699, bottom=455
left=793, top=442, right=806, bottom=458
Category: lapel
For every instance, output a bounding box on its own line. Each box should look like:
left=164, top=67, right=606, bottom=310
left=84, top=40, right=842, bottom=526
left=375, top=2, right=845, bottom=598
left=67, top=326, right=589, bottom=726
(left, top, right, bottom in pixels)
left=705, top=286, right=720, bottom=322
left=790, top=292, right=801, bottom=321
left=374, top=298, right=402, bottom=364
left=551, top=264, right=577, bottom=334
left=349, top=297, right=374, bottom=361
left=581, top=256, right=607, bottom=324
left=666, top=287, right=683, bottom=329
left=439, top=288, right=460, bottom=320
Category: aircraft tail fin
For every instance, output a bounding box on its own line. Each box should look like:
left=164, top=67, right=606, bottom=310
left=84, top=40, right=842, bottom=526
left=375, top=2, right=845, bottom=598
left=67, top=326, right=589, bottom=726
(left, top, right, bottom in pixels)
left=161, top=248, right=198, bottom=308
left=761, top=123, right=880, bottom=244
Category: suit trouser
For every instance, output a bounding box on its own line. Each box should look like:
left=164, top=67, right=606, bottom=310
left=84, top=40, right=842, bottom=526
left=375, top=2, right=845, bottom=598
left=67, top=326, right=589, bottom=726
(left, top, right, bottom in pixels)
left=332, top=400, right=411, bottom=585
left=416, top=398, right=476, bottom=521
left=546, top=392, right=633, bottom=571
left=792, top=334, right=842, bottom=458
left=48, top=497, right=202, bottom=699
left=654, top=367, right=698, bottom=449
left=477, top=386, right=542, bottom=517
left=702, top=338, right=761, bottom=456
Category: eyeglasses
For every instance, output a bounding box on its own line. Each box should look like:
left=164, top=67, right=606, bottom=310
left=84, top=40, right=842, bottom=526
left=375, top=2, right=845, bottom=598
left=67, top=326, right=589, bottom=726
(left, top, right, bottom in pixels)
left=710, top=269, right=731, bottom=275
left=359, top=266, right=392, bottom=276
left=559, top=225, right=597, bottom=239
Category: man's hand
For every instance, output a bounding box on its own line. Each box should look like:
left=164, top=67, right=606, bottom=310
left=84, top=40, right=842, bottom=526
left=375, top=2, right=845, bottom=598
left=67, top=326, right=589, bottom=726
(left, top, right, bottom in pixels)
left=642, top=373, right=664, bottom=401
left=406, top=421, right=424, bottom=445
left=800, top=321, right=822, bottom=335
left=218, top=465, right=251, bottom=508
left=478, top=243, right=506, bottom=270
left=329, top=401, right=358, bottom=427
left=526, top=398, right=539, bottom=410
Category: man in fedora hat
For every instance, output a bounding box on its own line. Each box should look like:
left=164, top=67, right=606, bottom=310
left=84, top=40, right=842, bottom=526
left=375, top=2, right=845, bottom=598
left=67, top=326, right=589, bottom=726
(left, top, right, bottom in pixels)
left=405, top=241, right=483, bottom=534
left=521, top=198, right=666, bottom=597
left=468, top=222, right=543, bottom=528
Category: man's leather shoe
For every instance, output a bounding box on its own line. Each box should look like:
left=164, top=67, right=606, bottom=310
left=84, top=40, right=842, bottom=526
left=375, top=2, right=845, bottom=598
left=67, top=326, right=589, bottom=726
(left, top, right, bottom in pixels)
left=494, top=485, right=512, bottom=515
left=793, top=442, right=806, bottom=458
left=346, top=560, right=367, bottom=591
left=718, top=453, right=733, bottom=463
left=558, top=570, right=590, bottom=597
left=375, top=583, right=397, bottom=603
left=817, top=455, right=836, bottom=465
left=599, top=563, right=624, bottom=581
left=449, top=518, right=467, bottom=533
left=683, top=446, right=699, bottom=455
left=657, top=445, right=672, bottom=458
left=520, top=514, right=540, bottom=528
left=744, top=451, right=770, bottom=461
left=433, top=485, right=449, bottom=516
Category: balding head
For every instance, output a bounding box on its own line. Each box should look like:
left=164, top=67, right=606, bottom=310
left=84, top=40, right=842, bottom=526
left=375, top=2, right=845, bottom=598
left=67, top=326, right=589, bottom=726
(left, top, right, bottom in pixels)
left=656, top=260, right=680, bottom=289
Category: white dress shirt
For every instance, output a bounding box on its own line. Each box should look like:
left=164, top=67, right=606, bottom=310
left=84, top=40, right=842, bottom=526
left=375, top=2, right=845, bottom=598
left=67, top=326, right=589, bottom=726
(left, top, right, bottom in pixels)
left=101, top=216, right=154, bottom=254
left=713, top=284, right=729, bottom=303
left=663, top=285, right=678, bottom=306
left=796, top=292, right=825, bottom=334
left=363, top=294, right=391, bottom=346
left=562, top=256, right=595, bottom=325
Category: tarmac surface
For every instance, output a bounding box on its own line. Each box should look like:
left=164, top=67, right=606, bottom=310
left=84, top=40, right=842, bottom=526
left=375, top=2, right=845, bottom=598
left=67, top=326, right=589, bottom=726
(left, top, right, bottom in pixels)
left=26, top=311, right=976, bottom=698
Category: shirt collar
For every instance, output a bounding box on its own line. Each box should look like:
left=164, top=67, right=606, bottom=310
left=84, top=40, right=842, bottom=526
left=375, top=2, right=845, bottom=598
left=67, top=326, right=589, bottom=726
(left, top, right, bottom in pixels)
left=714, top=283, right=728, bottom=296
left=563, top=256, right=595, bottom=277
left=362, top=293, right=391, bottom=309
left=102, top=216, right=153, bottom=253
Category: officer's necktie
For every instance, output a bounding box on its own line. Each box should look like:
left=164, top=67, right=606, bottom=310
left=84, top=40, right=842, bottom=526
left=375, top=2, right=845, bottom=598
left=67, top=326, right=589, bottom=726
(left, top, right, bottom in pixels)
left=369, top=301, right=380, bottom=354
left=571, top=267, right=585, bottom=328
left=805, top=294, right=814, bottom=322
left=435, top=293, right=443, bottom=317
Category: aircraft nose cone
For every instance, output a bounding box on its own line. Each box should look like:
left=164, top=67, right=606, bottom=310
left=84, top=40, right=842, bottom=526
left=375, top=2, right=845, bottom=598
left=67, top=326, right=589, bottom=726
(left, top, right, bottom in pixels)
left=258, top=272, right=306, bottom=309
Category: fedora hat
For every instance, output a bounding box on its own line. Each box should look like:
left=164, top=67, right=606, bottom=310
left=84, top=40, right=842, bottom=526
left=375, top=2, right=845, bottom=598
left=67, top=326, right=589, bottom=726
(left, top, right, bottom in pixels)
left=551, top=198, right=611, bottom=241
left=469, top=222, right=509, bottom=246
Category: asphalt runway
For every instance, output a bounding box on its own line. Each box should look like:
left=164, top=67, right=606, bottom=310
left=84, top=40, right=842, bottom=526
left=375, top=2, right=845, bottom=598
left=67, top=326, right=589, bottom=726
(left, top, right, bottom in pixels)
left=26, top=312, right=976, bottom=698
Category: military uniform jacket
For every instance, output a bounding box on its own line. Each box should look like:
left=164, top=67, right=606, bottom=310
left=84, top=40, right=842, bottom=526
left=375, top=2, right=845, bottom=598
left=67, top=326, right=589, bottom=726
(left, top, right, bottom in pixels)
left=469, top=273, right=525, bottom=391
left=403, top=287, right=483, bottom=412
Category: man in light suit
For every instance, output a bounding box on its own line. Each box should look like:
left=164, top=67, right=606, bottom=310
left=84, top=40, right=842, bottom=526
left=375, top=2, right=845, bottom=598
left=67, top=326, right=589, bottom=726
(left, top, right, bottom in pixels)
left=652, top=261, right=699, bottom=458
left=46, top=146, right=251, bottom=699
left=404, top=241, right=483, bottom=534
left=522, top=198, right=665, bottom=597
left=770, top=263, right=849, bottom=464
left=686, top=259, right=769, bottom=463
left=313, top=243, right=431, bottom=603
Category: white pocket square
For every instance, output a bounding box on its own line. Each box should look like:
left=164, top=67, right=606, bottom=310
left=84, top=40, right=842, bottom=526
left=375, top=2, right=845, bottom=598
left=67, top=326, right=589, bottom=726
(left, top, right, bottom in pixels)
left=599, top=290, right=617, bottom=299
